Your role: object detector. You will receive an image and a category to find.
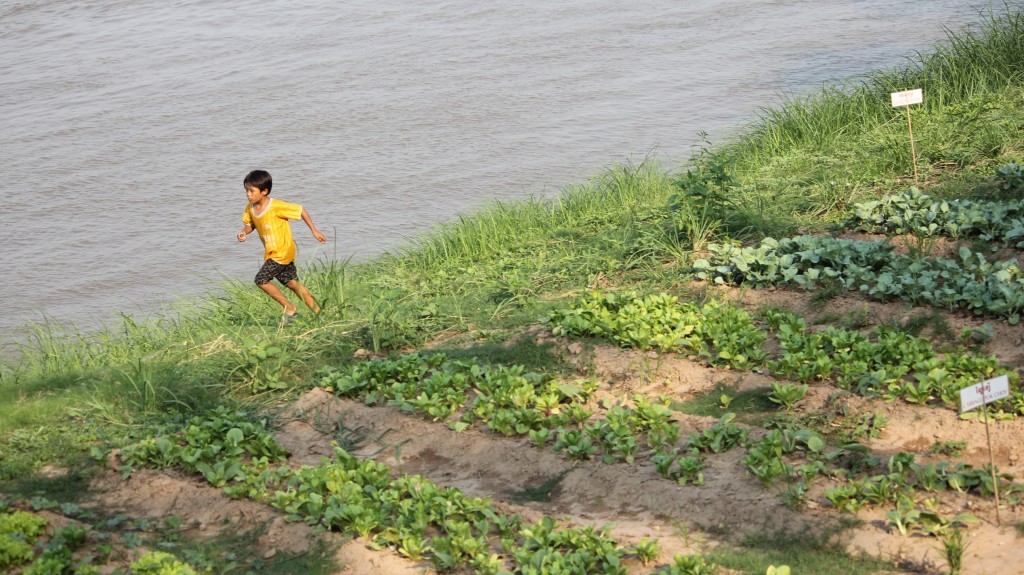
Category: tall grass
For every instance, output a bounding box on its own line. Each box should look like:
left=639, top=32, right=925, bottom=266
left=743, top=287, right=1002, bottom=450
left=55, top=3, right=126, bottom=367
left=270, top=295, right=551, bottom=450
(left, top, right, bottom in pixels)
left=379, top=160, right=676, bottom=275
left=0, top=259, right=364, bottom=437
left=728, top=4, right=1024, bottom=163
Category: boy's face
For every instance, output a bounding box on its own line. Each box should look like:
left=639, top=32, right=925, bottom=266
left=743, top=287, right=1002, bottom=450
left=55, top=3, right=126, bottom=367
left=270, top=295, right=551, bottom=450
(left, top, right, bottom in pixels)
left=245, top=184, right=268, bottom=206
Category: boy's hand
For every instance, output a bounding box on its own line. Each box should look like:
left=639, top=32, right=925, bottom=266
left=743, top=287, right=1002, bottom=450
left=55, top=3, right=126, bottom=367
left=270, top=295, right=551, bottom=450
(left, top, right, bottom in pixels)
left=237, top=231, right=247, bottom=242
left=313, top=230, right=326, bottom=243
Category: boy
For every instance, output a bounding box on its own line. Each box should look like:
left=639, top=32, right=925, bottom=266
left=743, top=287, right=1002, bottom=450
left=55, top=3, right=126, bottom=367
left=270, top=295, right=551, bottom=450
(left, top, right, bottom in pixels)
left=236, top=169, right=326, bottom=322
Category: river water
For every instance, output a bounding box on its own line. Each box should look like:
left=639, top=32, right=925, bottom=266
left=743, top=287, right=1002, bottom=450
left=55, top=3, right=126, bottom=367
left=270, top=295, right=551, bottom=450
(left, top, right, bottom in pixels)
left=0, top=0, right=987, bottom=345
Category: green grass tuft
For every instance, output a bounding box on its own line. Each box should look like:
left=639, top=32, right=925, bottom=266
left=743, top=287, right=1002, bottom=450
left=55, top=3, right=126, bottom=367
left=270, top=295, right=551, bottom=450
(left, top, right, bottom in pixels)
left=509, top=471, right=570, bottom=503
left=672, top=382, right=776, bottom=423
left=710, top=525, right=894, bottom=575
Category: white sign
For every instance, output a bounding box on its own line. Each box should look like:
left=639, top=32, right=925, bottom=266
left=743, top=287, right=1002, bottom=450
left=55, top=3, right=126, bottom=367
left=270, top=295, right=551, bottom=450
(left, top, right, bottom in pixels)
left=891, top=88, right=923, bottom=107
left=960, top=374, right=1010, bottom=412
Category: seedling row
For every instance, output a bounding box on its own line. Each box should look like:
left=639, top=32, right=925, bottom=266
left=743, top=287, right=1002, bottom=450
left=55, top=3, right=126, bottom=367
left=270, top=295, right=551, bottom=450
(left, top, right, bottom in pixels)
left=691, top=186, right=1024, bottom=323
left=112, top=408, right=716, bottom=575
left=843, top=187, right=1024, bottom=247
left=547, top=292, right=1022, bottom=416
left=313, top=318, right=1023, bottom=525
left=693, top=235, right=1024, bottom=323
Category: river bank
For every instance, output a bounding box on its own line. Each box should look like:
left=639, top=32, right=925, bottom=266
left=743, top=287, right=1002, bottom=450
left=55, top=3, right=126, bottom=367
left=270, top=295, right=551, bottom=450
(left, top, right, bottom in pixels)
left=0, top=0, right=982, bottom=341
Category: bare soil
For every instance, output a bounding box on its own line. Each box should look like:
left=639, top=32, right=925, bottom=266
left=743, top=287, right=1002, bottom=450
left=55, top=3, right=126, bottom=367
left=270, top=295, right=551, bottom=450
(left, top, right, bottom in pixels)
left=83, top=289, right=1024, bottom=575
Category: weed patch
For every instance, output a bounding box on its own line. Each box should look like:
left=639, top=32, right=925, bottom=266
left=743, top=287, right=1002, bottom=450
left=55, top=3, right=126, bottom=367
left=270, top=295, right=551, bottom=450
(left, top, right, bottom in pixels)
left=509, top=471, right=569, bottom=503
left=709, top=527, right=892, bottom=575
left=672, top=383, right=775, bottom=421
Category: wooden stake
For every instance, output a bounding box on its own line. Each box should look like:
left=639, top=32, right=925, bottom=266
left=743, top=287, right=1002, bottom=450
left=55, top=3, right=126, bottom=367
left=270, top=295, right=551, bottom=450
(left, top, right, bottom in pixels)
left=906, top=104, right=919, bottom=183
left=981, top=388, right=1001, bottom=526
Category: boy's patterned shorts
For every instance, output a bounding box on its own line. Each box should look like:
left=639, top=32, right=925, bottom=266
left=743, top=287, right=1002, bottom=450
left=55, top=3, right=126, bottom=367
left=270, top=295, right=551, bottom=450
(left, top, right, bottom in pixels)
left=254, top=259, right=298, bottom=286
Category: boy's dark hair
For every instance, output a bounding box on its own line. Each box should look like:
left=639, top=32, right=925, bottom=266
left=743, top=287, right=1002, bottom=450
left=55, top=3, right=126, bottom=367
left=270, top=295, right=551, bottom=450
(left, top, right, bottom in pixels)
left=244, top=170, right=273, bottom=194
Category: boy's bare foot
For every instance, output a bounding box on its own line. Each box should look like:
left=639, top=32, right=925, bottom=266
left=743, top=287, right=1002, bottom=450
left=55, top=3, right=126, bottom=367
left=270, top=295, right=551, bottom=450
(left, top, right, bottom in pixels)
left=283, top=304, right=298, bottom=317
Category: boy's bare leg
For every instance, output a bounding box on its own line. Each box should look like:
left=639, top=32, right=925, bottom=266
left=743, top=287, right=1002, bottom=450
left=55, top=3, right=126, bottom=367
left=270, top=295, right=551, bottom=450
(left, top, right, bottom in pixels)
left=286, top=280, right=321, bottom=314
left=258, top=282, right=298, bottom=315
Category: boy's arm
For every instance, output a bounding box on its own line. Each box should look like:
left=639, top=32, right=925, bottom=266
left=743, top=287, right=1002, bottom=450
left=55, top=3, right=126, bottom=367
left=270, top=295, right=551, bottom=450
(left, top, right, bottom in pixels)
left=300, top=208, right=327, bottom=243
left=237, top=223, right=254, bottom=242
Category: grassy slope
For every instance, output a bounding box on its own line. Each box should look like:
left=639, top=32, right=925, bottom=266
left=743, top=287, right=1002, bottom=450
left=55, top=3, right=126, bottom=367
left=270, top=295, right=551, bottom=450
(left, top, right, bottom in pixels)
left=2, top=4, right=1024, bottom=573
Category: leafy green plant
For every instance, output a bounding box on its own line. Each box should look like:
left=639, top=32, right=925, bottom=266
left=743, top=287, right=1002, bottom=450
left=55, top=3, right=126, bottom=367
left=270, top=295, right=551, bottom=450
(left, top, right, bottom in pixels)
left=195, top=459, right=245, bottom=487
left=0, top=509, right=49, bottom=540
left=745, top=453, right=790, bottom=487
left=861, top=473, right=906, bottom=505
left=917, top=509, right=978, bottom=537
left=630, top=538, right=660, bottom=565
left=930, top=440, right=967, bottom=458
left=824, top=485, right=864, bottom=513
left=995, top=161, right=1024, bottom=198
left=25, top=555, right=72, bottom=575
left=552, top=428, right=598, bottom=461
left=909, top=462, right=947, bottom=493
left=645, top=418, right=682, bottom=453
left=0, top=532, right=35, bottom=570
left=687, top=413, right=748, bottom=454
left=768, top=382, right=808, bottom=410
left=21, top=521, right=92, bottom=575
left=358, top=290, right=425, bottom=353
left=654, top=450, right=708, bottom=486
left=51, top=523, right=89, bottom=551
left=652, top=452, right=677, bottom=479
left=675, top=455, right=707, bottom=486
left=0, top=509, right=74, bottom=573
left=528, top=427, right=550, bottom=448
left=229, top=333, right=317, bottom=393
left=718, top=392, right=735, bottom=410
left=742, top=427, right=822, bottom=489
left=782, top=478, right=812, bottom=509
left=959, top=323, right=994, bottom=346
left=886, top=495, right=922, bottom=536
left=660, top=553, right=716, bottom=575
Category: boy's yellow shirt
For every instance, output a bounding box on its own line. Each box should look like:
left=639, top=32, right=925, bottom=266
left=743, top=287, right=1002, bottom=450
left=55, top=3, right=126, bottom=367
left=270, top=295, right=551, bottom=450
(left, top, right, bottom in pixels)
left=243, top=199, right=303, bottom=264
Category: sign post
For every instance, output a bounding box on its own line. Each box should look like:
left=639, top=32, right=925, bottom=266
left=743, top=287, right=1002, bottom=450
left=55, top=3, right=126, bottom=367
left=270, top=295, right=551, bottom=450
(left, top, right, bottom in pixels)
left=959, top=374, right=1010, bottom=525
left=890, top=88, right=923, bottom=183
